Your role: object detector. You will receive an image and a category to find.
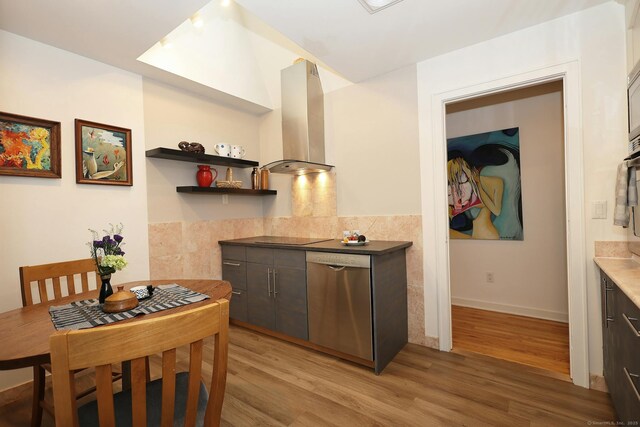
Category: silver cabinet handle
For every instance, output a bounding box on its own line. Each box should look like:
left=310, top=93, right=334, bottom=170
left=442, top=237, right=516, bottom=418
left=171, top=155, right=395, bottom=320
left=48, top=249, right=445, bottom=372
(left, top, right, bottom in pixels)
left=267, top=268, right=272, bottom=296
left=231, top=290, right=242, bottom=295
left=223, top=261, right=241, bottom=267
left=273, top=269, right=278, bottom=298
left=624, top=367, right=640, bottom=402
left=604, top=283, right=615, bottom=325
left=623, top=313, right=640, bottom=338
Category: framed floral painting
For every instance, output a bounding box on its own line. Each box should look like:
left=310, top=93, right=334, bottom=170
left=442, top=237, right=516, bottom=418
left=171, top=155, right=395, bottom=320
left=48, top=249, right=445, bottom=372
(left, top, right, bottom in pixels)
left=75, top=119, right=132, bottom=186
left=0, top=111, right=61, bottom=178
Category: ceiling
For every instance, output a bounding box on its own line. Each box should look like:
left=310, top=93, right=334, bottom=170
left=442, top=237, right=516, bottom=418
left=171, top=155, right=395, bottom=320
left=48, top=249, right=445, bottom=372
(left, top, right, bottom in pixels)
left=0, top=0, right=614, bottom=110
left=235, top=0, right=613, bottom=82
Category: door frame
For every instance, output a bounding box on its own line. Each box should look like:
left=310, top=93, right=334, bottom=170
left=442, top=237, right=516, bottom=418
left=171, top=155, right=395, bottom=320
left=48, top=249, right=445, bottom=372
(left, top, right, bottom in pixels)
left=419, top=61, right=589, bottom=387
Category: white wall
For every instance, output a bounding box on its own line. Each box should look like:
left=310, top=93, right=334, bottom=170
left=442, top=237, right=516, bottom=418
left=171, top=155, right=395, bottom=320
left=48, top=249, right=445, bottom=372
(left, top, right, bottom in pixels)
left=260, top=65, right=422, bottom=218
left=0, top=30, right=150, bottom=389
left=417, top=2, right=627, bottom=376
left=143, top=78, right=265, bottom=223
left=326, top=65, right=421, bottom=216
left=447, top=84, right=568, bottom=322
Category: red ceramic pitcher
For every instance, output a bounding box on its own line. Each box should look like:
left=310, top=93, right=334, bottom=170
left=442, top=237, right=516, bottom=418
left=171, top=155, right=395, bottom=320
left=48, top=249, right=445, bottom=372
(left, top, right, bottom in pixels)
left=196, top=165, right=217, bottom=187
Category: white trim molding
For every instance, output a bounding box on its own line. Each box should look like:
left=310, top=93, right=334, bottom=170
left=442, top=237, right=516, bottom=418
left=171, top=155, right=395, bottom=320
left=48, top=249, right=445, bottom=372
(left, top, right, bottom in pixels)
left=418, top=61, right=590, bottom=388
left=451, top=298, right=570, bottom=323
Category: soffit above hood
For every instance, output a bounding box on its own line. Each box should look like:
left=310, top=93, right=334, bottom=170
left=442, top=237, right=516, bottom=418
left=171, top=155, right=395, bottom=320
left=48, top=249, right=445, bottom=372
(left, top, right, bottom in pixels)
left=266, top=59, right=333, bottom=175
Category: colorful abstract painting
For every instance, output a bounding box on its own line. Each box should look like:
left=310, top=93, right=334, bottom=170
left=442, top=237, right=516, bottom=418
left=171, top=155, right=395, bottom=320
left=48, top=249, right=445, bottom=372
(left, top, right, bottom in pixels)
left=447, top=127, right=523, bottom=240
left=75, top=119, right=132, bottom=186
left=0, top=112, right=61, bottom=178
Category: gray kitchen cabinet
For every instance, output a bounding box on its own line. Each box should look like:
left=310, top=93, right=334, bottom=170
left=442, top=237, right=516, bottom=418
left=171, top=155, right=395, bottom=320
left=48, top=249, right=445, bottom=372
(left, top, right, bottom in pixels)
left=245, top=247, right=308, bottom=340
left=219, top=237, right=412, bottom=374
left=246, top=262, right=275, bottom=330
left=600, top=270, right=640, bottom=422
left=221, top=246, right=248, bottom=322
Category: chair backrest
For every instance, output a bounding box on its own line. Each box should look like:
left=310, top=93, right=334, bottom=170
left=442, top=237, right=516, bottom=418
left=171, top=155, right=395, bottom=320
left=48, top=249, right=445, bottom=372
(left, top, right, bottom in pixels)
left=50, top=299, right=229, bottom=427
left=19, top=258, right=100, bottom=306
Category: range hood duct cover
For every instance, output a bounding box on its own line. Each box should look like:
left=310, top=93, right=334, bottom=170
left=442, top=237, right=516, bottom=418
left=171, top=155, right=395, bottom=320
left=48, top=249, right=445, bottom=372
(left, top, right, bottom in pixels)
left=265, top=59, right=333, bottom=175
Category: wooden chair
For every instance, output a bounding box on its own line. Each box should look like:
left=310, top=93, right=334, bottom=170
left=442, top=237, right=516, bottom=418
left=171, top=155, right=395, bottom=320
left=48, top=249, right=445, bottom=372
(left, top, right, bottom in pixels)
left=19, top=258, right=106, bottom=427
left=50, top=300, right=230, bottom=427
left=19, top=258, right=100, bottom=307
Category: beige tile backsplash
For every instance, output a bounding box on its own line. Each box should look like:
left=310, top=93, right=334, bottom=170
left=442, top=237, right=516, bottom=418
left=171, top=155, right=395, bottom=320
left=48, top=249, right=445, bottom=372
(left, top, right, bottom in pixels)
left=594, top=241, right=631, bottom=258
left=148, top=214, right=431, bottom=348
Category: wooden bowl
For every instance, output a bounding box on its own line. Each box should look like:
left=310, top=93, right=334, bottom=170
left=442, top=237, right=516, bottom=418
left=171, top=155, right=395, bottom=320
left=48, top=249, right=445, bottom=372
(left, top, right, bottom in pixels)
left=103, top=286, right=139, bottom=313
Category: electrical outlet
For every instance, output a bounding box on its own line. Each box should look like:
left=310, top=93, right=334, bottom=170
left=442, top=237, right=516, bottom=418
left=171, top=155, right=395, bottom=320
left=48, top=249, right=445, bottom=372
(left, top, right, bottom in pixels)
left=486, top=272, right=494, bottom=284
left=222, top=194, right=229, bottom=205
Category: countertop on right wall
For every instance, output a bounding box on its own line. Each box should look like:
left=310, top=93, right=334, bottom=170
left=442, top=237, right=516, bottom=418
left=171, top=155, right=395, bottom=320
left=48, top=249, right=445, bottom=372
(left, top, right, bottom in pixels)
left=594, top=257, right=640, bottom=309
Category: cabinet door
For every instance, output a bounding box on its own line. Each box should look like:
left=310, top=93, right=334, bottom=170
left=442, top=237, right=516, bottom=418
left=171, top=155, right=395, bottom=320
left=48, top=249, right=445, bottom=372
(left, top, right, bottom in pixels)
left=602, top=274, right=617, bottom=384
left=221, top=245, right=247, bottom=321
left=229, top=289, right=248, bottom=322
left=618, top=290, right=640, bottom=422
left=247, top=262, right=276, bottom=331
left=273, top=265, right=308, bottom=340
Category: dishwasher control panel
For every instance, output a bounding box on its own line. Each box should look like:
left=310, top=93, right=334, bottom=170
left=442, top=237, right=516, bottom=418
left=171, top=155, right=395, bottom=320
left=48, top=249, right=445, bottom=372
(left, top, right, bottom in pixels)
left=306, top=251, right=370, bottom=268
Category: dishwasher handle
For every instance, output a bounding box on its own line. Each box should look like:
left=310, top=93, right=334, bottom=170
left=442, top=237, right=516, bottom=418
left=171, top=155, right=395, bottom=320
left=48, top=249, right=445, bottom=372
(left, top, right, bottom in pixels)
left=327, top=265, right=346, bottom=272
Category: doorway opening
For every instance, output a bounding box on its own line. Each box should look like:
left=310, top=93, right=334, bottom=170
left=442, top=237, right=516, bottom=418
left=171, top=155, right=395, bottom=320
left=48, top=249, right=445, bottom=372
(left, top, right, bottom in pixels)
left=445, top=81, right=570, bottom=376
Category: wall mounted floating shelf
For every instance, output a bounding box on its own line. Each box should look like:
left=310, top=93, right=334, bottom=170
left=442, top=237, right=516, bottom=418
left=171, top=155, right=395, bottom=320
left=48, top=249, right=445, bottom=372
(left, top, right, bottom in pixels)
left=176, top=186, right=276, bottom=196
left=146, top=147, right=258, bottom=168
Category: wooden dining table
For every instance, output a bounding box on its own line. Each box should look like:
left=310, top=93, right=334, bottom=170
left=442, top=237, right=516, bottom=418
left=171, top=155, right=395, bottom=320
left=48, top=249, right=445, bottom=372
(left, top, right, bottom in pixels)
left=0, top=279, right=232, bottom=370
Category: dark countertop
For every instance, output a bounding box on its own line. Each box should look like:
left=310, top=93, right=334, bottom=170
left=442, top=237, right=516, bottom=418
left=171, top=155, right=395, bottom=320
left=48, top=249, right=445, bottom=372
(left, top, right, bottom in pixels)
left=218, top=236, right=412, bottom=255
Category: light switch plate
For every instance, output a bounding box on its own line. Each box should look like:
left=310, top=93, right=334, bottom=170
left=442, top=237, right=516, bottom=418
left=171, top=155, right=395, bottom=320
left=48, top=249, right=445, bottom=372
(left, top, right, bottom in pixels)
left=591, top=200, right=607, bottom=219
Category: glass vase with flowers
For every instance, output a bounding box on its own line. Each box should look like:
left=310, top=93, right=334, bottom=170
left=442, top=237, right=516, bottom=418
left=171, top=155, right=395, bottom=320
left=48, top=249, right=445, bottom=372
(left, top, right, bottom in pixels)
left=88, top=223, right=128, bottom=303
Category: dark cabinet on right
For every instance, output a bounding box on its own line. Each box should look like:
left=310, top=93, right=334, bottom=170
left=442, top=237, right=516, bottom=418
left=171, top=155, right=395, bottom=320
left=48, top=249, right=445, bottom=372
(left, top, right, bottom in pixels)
left=600, top=271, right=640, bottom=422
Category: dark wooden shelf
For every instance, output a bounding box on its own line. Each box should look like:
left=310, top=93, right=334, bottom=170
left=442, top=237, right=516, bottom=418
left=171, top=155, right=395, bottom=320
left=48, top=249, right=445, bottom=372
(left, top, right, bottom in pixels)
left=146, top=147, right=259, bottom=168
left=176, top=186, right=277, bottom=196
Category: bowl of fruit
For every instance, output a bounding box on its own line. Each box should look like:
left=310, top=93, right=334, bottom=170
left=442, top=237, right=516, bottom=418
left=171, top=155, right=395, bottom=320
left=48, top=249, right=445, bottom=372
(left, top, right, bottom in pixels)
left=342, top=233, right=369, bottom=246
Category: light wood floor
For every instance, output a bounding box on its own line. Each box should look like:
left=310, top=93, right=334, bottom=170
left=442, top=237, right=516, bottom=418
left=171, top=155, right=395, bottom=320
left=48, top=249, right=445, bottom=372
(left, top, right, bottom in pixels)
left=0, top=325, right=612, bottom=426
left=452, top=305, right=571, bottom=376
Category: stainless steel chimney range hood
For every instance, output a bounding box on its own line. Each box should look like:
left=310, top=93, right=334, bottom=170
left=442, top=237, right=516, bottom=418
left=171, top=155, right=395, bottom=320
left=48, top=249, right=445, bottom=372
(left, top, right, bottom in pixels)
left=264, top=59, right=334, bottom=175
left=263, top=159, right=333, bottom=175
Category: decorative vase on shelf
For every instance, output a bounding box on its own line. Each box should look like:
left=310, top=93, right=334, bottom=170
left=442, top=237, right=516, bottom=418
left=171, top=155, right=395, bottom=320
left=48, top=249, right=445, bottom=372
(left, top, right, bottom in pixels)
left=196, top=165, right=217, bottom=187
left=99, top=274, right=114, bottom=304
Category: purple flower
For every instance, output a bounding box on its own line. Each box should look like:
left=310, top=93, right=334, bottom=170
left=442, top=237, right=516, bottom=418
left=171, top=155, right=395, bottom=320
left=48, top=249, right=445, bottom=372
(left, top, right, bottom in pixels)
left=114, top=234, right=123, bottom=243
left=93, top=240, right=104, bottom=248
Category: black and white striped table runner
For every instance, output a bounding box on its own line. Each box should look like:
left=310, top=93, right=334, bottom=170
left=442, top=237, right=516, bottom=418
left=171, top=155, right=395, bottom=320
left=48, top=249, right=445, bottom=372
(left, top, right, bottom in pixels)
left=49, top=284, right=210, bottom=330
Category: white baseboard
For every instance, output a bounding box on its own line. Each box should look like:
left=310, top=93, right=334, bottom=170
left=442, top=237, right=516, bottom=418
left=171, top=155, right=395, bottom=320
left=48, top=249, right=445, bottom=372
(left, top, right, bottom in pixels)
left=451, top=297, right=569, bottom=323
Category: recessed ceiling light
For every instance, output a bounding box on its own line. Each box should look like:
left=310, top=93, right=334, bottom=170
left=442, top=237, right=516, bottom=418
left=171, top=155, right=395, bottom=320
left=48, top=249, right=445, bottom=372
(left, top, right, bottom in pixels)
left=159, top=37, right=173, bottom=49
left=221, top=0, right=231, bottom=7
left=190, top=12, right=204, bottom=28
left=357, top=0, right=404, bottom=14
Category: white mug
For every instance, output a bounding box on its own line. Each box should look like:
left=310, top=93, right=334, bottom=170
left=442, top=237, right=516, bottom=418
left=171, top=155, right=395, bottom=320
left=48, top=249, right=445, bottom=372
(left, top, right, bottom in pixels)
left=214, top=144, right=231, bottom=157
left=231, top=145, right=245, bottom=159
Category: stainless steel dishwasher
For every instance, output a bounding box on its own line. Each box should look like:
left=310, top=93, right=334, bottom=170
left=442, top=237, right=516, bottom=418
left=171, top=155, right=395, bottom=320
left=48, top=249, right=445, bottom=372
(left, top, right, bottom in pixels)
left=306, top=251, right=373, bottom=361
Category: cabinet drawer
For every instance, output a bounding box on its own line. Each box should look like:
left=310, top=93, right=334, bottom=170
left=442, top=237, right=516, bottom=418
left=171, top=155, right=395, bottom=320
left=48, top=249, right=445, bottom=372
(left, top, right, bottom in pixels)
left=229, top=289, right=248, bottom=322
left=221, top=245, right=246, bottom=261
left=275, top=249, right=305, bottom=269
left=222, top=259, right=247, bottom=291
left=620, top=292, right=640, bottom=375
left=247, top=247, right=274, bottom=264
left=621, top=367, right=640, bottom=423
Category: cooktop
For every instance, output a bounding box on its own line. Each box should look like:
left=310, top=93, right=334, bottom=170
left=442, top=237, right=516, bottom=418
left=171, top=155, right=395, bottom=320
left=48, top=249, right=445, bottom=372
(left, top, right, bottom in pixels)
left=253, top=236, right=332, bottom=246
